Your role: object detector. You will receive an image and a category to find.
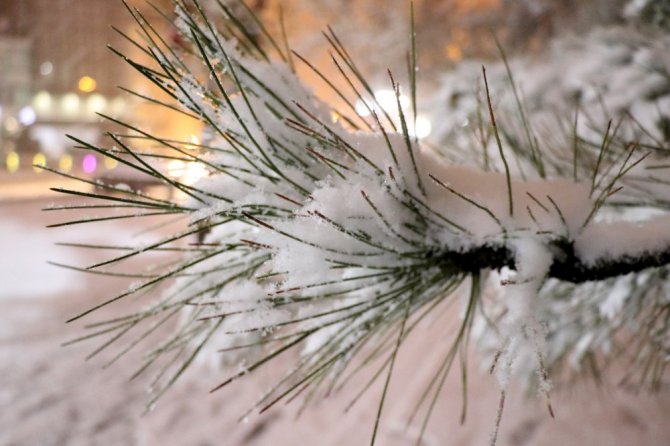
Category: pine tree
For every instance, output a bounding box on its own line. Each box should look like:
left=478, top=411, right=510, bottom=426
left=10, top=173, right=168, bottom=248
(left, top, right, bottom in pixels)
left=49, top=1, right=670, bottom=443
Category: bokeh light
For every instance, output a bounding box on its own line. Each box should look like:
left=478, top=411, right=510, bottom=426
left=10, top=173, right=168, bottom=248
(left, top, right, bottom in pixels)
left=61, top=93, right=80, bottom=116
left=6, top=151, right=19, bottom=173
left=82, top=154, right=97, bottom=173
left=4, top=116, right=19, bottom=134
left=39, top=61, right=53, bottom=76
left=18, top=106, right=37, bottom=126
left=78, top=75, right=97, bottom=93
left=86, top=94, right=107, bottom=114
left=32, top=153, right=47, bottom=173
left=355, top=89, right=410, bottom=117
left=413, top=115, right=432, bottom=139
left=104, top=156, right=118, bottom=170
left=33, top=91, right=53, bottom=114
left=59, top=154, right=73, bottom=172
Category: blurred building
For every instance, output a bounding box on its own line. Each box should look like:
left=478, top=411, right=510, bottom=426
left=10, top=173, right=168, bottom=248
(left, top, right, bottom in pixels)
left=0, top=0, right=174, bottom=175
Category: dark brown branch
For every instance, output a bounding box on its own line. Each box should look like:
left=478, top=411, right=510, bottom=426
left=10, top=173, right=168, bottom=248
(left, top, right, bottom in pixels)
left=432, top=239, right=670, bottom=283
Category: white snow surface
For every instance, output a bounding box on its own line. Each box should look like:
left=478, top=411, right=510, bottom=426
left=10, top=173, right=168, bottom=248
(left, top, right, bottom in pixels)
left=0, top=213, right=169, bottom=300
left=0, top=219, right=83, bottom=299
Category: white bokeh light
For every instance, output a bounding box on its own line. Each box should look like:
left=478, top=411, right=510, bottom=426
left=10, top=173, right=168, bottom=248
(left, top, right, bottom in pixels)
left=18, top=106, right=37, bottom=126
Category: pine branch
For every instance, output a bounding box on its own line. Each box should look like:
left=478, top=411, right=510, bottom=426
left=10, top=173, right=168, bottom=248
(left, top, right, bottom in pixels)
left=49, top=1, right=670, bottom=441
left=439, top=238, right=670, bottom=283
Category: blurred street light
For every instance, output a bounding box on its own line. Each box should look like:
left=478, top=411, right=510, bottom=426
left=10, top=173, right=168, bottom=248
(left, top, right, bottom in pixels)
left=39, top=61, right=53, bottom=76
left=32, top=153, right=46, bottom=173
left=104, top=156, right=118, bottom=170
left=18, top=106, right=36, bottom=126
left=82, top=154, right=97, bottom=173
left=78, top=75, right=97, bottom=93
left=58, top=154, right=73, bottom=172
left=6, top=151, right=20, bottom=173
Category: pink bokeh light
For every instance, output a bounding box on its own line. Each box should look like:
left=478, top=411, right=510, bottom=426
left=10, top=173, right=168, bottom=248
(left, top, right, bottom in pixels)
left=82, top=154, right=97, bottom=173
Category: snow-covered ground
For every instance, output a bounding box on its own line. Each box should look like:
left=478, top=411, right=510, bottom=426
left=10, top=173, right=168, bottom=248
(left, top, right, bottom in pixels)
left=0, top=218, right=85, bottom=299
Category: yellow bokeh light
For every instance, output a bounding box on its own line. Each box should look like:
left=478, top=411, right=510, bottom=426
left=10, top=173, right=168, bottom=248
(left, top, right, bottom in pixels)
left=86, top=93, right=107, bottom=114
left=59, top=154, right=73, bottom=172
left=33, top=91, right=53, bottom=114
left=61, top=93, right=80, bottom=116
left=104, top=156, right=118, bottom=170
left=33, top=153, right=47, bottom=173
left=78, top=75, right=97, bottom=93
left=6, top=151, right=19, bottom=173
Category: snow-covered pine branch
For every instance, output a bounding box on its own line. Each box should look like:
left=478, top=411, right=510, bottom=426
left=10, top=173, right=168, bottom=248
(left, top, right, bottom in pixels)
left=53, top=0, right=670, bottom=443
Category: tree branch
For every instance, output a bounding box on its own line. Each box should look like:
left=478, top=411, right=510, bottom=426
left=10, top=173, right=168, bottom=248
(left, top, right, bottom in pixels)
left=436, top=239, right=670, bottom=283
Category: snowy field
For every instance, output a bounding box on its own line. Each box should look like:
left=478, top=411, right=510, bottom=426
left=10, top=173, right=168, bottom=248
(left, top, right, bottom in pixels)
left=1, top=197, right=669, bottom=445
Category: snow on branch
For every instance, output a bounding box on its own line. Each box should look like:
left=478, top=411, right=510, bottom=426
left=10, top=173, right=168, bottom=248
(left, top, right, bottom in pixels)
left=439, top=221, right=670, bottom=283
left=53, top=1, right=670, bottom=443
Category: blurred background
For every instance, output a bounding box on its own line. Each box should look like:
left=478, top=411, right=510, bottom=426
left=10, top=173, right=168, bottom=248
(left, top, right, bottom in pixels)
left=2, top=1, right=670, bottom=445
left=0, top=0, right=640, bottom=198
